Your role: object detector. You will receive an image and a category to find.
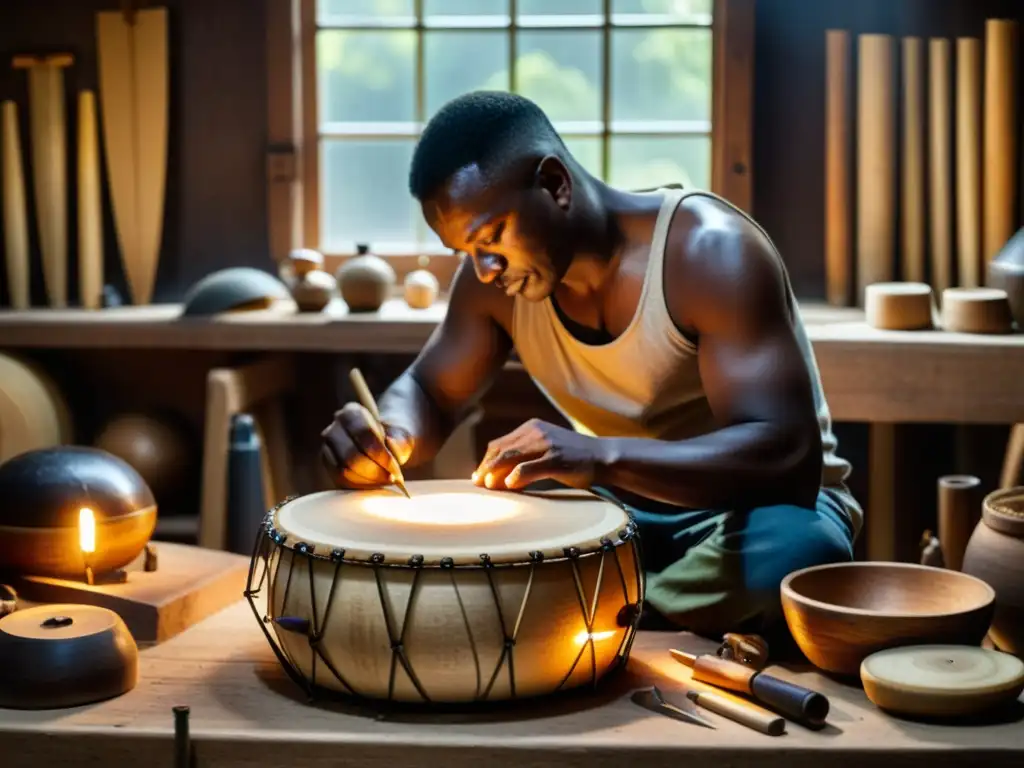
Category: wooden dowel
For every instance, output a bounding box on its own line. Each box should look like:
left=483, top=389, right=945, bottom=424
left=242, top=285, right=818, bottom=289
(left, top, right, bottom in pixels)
left=929, top=38, right=953, bottom=296
left=983, top=20, right=1019, bottom=262
left=956, top=37, right=982, bottom=288
left=938, top=475, right=982, bottom=571
left=825, top=29, right=852, bottom=306
left=78, top=89, right=103, bottom=310
left=856, top=34, right=896, bottom=306
left=1, top=100, right=29, bottom=309
left=901, top=37, right=926, bottom=284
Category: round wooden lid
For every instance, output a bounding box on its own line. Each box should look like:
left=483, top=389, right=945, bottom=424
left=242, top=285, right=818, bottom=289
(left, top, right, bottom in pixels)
left=0, top=604, right=139, bottom=709
left=271, top=479, right=633, bottom=565
left=861, top=644, right=1024, bottom=717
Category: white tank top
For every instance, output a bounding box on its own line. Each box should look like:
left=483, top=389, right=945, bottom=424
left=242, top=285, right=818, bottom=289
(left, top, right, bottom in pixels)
left=511, top=187, right=862, bottom=535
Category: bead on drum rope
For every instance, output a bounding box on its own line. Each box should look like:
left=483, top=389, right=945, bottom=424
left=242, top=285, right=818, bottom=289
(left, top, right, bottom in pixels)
left=563, top=546, right=580, bottom=559
left=440, top=556, right=454, bottom=569
left=600, top=537, right=614, bottom=551
left=408, top=554, right=424, bottom=567
left=370, top=553, right=385, bottom=564
left=330, top=548, right=345, bottom=561
left=479, top=553, right=492, bottom=567
left=529, top=550, right=544, bottom=562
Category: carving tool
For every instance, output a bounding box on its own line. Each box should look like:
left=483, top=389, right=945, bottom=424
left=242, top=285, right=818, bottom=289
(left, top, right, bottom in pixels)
left=349, top=368, right=411, bottom=499
left=630, top=686, right=715, bottom=729
left=670, top=648, right=830, bottom=729
left=1, top=100, right=29, bottom=309
left=96, top=5, right=169, bottom=306
left=682, top=683, right=786, bottom=736
left=12, top=53, right=73, bottom=308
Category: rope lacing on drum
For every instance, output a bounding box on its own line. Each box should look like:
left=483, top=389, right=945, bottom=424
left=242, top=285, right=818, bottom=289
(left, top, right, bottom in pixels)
left=374, top=554, right=432, bottom=703
left=479, top=553, right=535, bottom=701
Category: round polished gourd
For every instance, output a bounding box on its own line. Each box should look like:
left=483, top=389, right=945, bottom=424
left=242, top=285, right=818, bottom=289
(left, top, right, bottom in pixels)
left=0, top=446, right=157, bottom=578
left=0, top=604, right=139, bottom=709
left=246, top=479, right=645, bottom=704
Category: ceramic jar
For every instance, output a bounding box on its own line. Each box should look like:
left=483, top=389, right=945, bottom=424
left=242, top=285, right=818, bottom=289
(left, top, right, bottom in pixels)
left=962, top=486, right=1024, bottom=656
left=987, top=227, right=1024, bottom=330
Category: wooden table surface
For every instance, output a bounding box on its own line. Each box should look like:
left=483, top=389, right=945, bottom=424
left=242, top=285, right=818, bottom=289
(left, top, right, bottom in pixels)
left=2, top=600, right=1022, bottom=768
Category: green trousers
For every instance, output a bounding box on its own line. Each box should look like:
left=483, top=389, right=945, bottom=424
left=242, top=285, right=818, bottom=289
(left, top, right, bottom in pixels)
left=593, top=487, right=856, bottom=639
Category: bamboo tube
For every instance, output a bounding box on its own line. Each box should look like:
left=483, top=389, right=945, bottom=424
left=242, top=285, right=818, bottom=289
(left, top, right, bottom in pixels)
left=78, top=90, right=103, bottom=310
left=1, top=101, right=29, bottom=309
left=929, top=38, right=953, bottom=296
left=901, top=37, right=926, bottom=284
left=938, top=475, right=982, bottom=572
left=825, top=30, right=852, bottom=306
left=983, top=20, right=1018, bottom=262
left=956, top=38, right=982, bottom=288
left=856, top=34, right=896, bottom=306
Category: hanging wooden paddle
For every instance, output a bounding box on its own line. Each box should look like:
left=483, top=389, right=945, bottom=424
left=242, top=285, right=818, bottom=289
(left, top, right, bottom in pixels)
left=96, top=3, right=169, bottom=306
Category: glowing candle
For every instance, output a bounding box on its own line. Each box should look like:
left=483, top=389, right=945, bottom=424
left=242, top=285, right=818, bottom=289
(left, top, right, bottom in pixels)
left=79, top=507, right=96, bottom=554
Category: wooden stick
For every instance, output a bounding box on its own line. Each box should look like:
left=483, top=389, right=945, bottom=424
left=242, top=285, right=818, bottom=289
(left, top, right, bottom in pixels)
left=349, top=368, right=411, bottom=499
left=1, top=100, right=29, bottom=309
left=13, top=53, right=73, bottom=308
left=684, top=686, right=786, bottom=736
left=856, top=34, right=896, bottom=306
left=78, top=90, right=103, bottom=310
left=901, top=37, right=926, bottom=284
left=956, top=37, right=982, bottom=287
left=825, top=30, right=852, bottom=306
left=929, top=38, right=953, bottom=296
left=983, top=20, right=1019, bottom=262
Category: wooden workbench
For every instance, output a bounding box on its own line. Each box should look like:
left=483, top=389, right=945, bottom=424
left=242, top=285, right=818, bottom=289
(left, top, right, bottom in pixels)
left=1, top=600, right=1021, bottom=767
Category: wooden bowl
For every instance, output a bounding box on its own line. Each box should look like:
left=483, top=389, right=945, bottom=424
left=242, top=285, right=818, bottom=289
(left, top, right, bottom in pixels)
left=780, top=562, right=995, bottom=677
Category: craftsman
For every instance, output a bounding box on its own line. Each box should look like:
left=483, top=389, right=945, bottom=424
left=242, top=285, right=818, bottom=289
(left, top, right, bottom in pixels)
left=321, top=91, right=860, bottom=640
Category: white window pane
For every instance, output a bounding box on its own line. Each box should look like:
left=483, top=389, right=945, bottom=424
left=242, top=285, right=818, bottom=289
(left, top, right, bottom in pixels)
left=425, top=0, right=506, bottom=15
left=516, top=31, right=602, bottom=123
left=318, top=31, right=416, bottom=123
left=609, top=136, right=710, bottom=191
left=612, top=0, right=712, bottom=21
left=563, top=137, right=603, bottom=178
left=611, top=29, right=710, bottom=122
left=321, top=140, right=418, bottom=250
left=424, top=31, right=510, bottom=118
left=518, top=0, right=601, bottom=14
left=318, top=0, right=414, bottom=18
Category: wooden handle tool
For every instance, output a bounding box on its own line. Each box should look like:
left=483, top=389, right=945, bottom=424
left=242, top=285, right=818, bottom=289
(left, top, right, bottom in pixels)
left=684, top=685, right=786, bottom=736
left=670, top=648, right=829, bottom=729
left=349, top=368, right=411, bottom=499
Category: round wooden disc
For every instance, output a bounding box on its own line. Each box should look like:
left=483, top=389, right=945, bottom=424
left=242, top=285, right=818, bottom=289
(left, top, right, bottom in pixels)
left=0, top=604, right=139, bottom=709
left=864, top=282, right=935, bottom=330
left=941, top=287, right=1014, bottom=333
left=861, top=644, right=1024, bottom=717
left=273, top=479, right=631, bottom=565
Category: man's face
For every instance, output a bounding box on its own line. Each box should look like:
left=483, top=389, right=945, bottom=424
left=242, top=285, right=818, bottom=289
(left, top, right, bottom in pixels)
left=422, top=159, right=575, bottom=302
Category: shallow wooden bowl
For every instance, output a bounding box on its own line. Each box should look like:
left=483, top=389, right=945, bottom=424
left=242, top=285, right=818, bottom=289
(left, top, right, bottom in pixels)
left=780, top=562, right=995, bottom=677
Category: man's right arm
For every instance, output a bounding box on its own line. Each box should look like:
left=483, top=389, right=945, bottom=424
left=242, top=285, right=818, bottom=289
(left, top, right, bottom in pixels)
left=322, top=259, right=513, bottom=487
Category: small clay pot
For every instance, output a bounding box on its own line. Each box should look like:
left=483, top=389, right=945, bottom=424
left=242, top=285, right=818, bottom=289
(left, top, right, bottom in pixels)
left=336, top=244, right=396, bottom=312
left=404, top=269, right=439, bottom=309
left=291, top=269, right=337, bottom=312
left=962, top=486, right=1024, bottom=657
left=986, top=227, right=1024, bottom=330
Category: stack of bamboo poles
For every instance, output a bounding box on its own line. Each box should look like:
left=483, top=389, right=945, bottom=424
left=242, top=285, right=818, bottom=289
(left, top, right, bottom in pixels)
left=825, top=19, right=1020, bottom=308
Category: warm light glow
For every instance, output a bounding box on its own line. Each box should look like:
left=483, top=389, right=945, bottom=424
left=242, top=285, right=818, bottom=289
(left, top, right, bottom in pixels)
left=359, top=492, right=521, bottom=526
left=574, top=630, right=616, bottom=645
left=79, top=507, right=96, bottom=554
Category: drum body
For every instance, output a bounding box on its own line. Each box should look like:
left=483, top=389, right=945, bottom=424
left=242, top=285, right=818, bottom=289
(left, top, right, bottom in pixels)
left=245, top=480, right=644, bottom=704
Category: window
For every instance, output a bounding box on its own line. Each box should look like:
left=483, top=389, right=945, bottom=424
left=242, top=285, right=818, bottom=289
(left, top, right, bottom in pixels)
left=303, top=0, right=715, bottom=260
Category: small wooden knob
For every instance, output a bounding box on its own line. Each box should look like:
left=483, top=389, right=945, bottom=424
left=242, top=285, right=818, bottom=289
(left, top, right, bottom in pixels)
left=865, top=282, right=935, bottom=330
left=941, top=288, right=1014, bottom=333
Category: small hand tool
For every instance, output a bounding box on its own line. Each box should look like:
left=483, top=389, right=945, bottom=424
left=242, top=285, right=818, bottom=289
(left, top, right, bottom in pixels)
left=630, top=685, right=716, bottom=729
left=349, top=367, right=411, bottom=499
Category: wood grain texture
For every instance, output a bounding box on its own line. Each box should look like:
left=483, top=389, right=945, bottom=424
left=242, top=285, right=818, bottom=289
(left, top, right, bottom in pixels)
left=856, top=34, right=896, bottom=306
left=825, top=30, right=852, bottom=305
left=901, top=37, right=926, bottom=284
left=956, top=38, right=983, bottom=288
left=1, top=101, right=29, bottom=309
left=1, top=601, right=1022, bottom=768
left=929, top=38, right=954, bottom=296
left=77, top=90, right=103, bottom=309
left=983, top=20, right=1019, bottom=262
left=711, top=0, right=755, bottom=214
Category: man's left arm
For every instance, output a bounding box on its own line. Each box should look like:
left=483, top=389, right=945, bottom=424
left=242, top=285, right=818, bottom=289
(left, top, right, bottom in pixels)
left=589, top=225, right=824, bottom=511
left=478, top=221, right=823, bottom=511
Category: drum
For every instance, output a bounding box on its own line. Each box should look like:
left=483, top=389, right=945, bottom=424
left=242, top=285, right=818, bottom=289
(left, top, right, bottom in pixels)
left=245, top=479, right=644, bottom=704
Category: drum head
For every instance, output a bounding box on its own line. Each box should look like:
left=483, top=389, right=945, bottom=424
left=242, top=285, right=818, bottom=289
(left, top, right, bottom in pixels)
left=271, top=479, right=632, bottom=565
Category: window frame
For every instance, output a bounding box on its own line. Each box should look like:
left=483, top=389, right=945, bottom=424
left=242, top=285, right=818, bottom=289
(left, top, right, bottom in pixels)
left=265, top=0, right=753, bottom=285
